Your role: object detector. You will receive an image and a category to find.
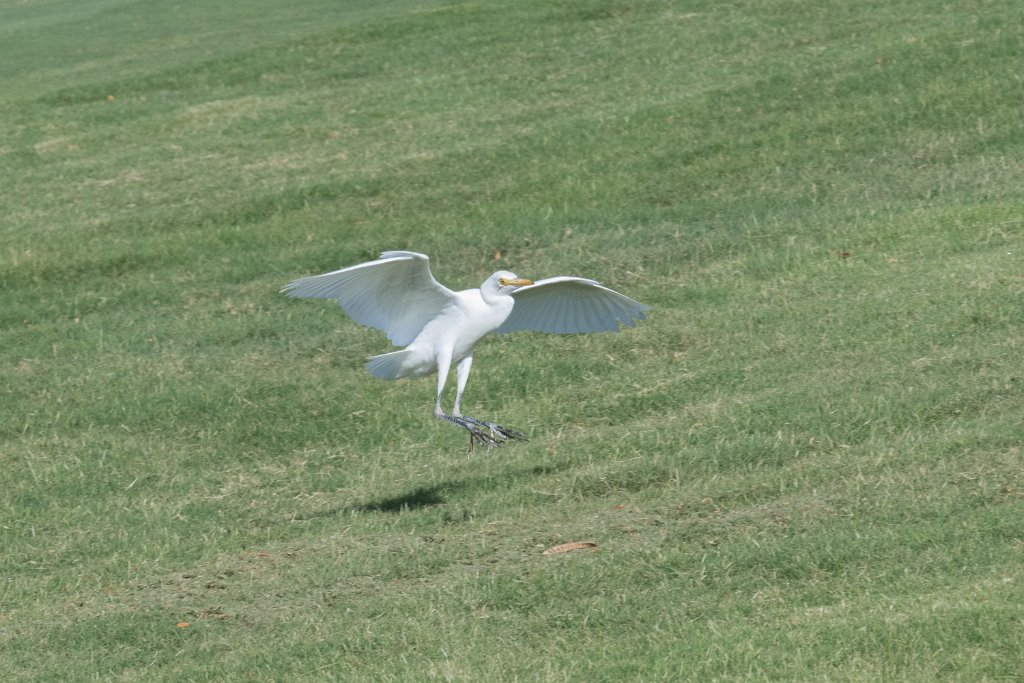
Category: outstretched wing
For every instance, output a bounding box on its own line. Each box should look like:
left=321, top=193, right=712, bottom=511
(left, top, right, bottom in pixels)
left=281, top=251, right=456, bottom=346
left=495, top=276, right=649, bottom=334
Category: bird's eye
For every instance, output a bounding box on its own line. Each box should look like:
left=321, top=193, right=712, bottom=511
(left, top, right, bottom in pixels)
left=498, top=278, right=508, bottom=286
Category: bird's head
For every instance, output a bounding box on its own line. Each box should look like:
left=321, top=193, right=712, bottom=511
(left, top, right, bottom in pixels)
left=492, top=271, right=533, bottom=291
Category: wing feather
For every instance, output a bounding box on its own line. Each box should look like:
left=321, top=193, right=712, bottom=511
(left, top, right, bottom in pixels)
left=495, top=276, right=649, bottom=334
left=281, top=251, right=456, bottom=346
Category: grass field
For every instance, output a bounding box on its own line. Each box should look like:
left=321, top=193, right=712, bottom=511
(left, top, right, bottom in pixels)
left=3, top=0, right=1023, bottom=679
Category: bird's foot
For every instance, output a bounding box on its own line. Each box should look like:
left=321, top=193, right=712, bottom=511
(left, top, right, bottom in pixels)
left=457, top=416, right=528, bottom=444
left=437, top=414, right=502, bottom=451
left=437, top=414, right=527, bottom=453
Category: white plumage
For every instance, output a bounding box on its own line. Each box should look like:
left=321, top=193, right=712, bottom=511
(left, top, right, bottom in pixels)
left=283, top=251, right=648, bottom=449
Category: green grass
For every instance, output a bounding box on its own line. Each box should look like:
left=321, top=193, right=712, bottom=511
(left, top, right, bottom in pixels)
left=3, top=0, right=1023, bottom=679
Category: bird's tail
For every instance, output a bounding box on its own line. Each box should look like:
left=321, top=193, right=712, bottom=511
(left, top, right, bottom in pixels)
left=365, top=349, right=414, bottom=380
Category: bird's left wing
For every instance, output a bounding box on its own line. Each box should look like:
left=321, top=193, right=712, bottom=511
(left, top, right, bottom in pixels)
left=495, top=276, right=649, bottom=334
left=281, top=251, right=456, bottom=346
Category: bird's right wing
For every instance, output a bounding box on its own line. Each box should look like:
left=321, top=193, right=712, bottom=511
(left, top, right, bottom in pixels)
left=281, top=251, right=456, bottom=346
left=495, top=276, right=649, bottom=334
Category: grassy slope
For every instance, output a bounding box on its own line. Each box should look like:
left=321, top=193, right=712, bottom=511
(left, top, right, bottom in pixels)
left=2, top=0, right=1023, bottom=679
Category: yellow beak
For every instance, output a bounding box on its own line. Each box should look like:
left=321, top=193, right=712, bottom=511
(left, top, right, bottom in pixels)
left=499, top=277, right=533, bottom=287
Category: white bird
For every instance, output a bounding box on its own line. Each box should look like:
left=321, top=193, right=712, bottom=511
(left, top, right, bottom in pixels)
left=282, top=251, right=649, bottom=450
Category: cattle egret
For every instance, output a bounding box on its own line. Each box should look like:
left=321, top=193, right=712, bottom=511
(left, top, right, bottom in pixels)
left=283, top=251, right=649, bottom=450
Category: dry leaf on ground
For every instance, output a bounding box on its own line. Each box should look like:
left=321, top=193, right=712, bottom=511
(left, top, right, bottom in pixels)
left=542, top=541, right=598, bottom=555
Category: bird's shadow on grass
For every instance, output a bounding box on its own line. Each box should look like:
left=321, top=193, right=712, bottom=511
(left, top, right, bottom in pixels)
left=354, top=484, right=451, bottom=513
left=351, top=462, right=569, bottom=514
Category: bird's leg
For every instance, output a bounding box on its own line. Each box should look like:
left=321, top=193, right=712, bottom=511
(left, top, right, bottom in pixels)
left=451, top=355, right=472, bottom=419
left=434, top=353, right=502, bottom=451
left=452, top=355, right=528, bottom=446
